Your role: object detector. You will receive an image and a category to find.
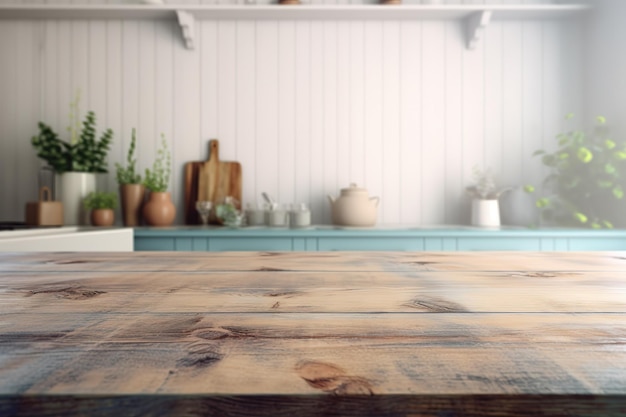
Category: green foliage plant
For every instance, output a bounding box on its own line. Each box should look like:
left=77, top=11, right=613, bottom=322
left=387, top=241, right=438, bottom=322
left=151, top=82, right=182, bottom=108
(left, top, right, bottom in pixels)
left=31, top=92, right=113, bottom=173
left=144, top=134, right=171, bottom=193
left=525, top=114, right=626, bottom=229
left=83, top=191, right=118, bottom=211
left=115, top=128, right=142, bottom=185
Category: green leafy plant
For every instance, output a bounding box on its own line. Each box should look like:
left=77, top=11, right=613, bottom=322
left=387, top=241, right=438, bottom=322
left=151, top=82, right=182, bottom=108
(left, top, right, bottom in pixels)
left=144, top=134, right=171, bottom=193
left=115, top=128, right=142, bottom=185
left=83, top=191, right=118, bottom=210
left=31, top=93, right=113, bottom=173
left=466, top=165, right=512, bottom=200
left=525, top=114, right=626, bottom=229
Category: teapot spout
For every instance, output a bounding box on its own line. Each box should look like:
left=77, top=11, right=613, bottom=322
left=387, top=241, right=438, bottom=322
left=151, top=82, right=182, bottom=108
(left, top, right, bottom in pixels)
left=327, top=195, right=336, bottom=205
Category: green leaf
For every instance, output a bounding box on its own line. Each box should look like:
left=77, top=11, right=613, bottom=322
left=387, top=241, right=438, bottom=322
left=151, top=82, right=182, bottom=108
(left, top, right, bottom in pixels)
left=542, top=154, right=557, bottom=167
left=613, top=186, right=624, bottom=199
left=558, top=136, right=570, bottom=146
left=603, top=221, right=614, bottom=229
left=577, top=147, right=593, bottom=163
left=558, top=152, right=570, bottom=160
left=573, top=212, right=588, bottom=224
left=597, top=180, right=614, bottom=188
left=613, top=151, right=626, bottom=160
left=605, top=163, right=616, bottom=174
left=605, top=139, right=616, bottom=149
left=565, top=113, right=574, bottom=120
left=591, top=222, right=601, bottom=229
left=532, top=149, right=546, bottom=157
left=523, top=185, right=535, bottom=193
left=597, top=115, right=607, bottom=124
left=536, top=198, right=549, bottom=208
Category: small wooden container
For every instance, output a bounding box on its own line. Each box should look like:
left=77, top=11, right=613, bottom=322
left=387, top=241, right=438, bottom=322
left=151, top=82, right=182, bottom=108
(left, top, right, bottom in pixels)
left=25, top=186, right=63, bottom=226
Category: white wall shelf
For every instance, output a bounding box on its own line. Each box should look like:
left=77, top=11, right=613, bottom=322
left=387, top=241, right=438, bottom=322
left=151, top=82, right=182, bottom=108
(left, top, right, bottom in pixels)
left=0, top=4, right=591, bottom=50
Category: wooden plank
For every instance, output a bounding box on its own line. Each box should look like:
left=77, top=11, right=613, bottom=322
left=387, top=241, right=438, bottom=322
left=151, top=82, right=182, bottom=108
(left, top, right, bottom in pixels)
left=3, top=251, right=626, bottom=273
left=1, top=270, right=625, bottom=314
left=0, top=313, right=625, bottom=397
left=0, top=251, right=625, bottom=416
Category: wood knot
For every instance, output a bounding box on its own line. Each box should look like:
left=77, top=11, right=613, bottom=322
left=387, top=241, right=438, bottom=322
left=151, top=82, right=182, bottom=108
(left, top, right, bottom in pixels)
left=27, top=286, right=105, bottom=300
left=404, top=296, right=466, bottom=312
left=295, top=361, right=374, bottom=395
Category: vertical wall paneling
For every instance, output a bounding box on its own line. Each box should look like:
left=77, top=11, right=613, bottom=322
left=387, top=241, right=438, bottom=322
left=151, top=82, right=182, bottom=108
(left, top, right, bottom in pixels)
left=420, top=21, right=446, bottom=224
left=200, top=21, right=218, bottom=162
left=154, top=20, right=175, bottom=217
left=522, top=22, right=544, bottom=198
left=309, top=21, right=324, bottom=224
left=363, top=21, right=383, bottom=222
left=484, top=21, right=503, bottom=180
left=336, top=22, right=351, bottom=199
left=0, top=13, right=587, bottom=226
left=2, top=23, right=16, bottom=217
left=382, top=21, right=400, bottom=224
left=235, top=21, right=256, bottom=206
left=348, top=21, right=365, bottom=190
left=500, top=22, right=523, bottom=195
left=461, top=21, right=485, bottom=224
left=106, top=20, right=122, bottom=193
left=541, top=22, right=561, bottom=193
left=88, top=21, right=108, bottom=173
left=444, top=21, right=463, bottom=224
left=278, top=20, right=296, bottom=206
left=322, top=20, right=337, bottom=222
left=293, top=21, right=311, bottom=207
left=121, top=20, right=140, bottom=196
left=173, top=22, right=201, bottom=225
left=137, top=21, right=156, bottom=186
left=399, top=21, right=421, bottom=224
left=255, top=21, right=279, bottom=206
left=217, top=20, right=237, bottom=164
left=16, top=23, right=38, bottom=211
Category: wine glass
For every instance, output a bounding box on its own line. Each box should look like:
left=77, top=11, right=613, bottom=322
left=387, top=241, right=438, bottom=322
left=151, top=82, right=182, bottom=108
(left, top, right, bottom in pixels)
left=195, top=201, right=212, bottom=226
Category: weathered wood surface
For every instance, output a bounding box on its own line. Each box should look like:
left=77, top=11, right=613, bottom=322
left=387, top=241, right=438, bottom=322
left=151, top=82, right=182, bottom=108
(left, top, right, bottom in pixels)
left=0, top=251, right=625, bottom=416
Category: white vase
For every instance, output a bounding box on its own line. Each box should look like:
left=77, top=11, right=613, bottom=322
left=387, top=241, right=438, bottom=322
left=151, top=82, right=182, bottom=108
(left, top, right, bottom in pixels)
left=55, top=172, right=97, bottom=226
left=471, top=199, right=500, bottom=227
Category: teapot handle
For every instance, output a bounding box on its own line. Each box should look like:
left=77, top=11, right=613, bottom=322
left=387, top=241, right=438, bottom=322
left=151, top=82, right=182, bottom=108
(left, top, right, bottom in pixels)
left=370, top=196, right=380, bottom=207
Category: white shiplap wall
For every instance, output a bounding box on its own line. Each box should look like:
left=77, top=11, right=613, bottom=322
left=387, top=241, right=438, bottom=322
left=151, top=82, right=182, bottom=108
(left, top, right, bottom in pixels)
left=0, top=0, right=585, bottom=225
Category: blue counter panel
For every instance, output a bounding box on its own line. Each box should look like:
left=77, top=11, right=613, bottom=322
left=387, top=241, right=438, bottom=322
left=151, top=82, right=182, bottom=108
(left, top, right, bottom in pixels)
left=133, top=226, right=626, bottom=252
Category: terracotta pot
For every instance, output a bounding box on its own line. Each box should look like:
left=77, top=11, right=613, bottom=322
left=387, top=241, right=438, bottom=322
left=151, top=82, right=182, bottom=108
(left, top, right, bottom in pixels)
left=120, top=184, right=145, bottom=227
left=91, top=209, right=114, bottom=227
left=143, top=192, right=176, bottom=226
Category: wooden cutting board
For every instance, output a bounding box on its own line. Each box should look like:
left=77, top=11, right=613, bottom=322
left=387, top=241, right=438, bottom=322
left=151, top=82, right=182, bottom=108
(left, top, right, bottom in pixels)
left=196, top=139, right=242, bottom=224
left=184, top=140, right=242, bottom=225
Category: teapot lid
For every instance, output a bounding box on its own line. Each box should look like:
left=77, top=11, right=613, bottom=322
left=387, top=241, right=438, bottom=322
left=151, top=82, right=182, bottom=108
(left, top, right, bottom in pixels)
left=340, top=183, right=368, bottom=196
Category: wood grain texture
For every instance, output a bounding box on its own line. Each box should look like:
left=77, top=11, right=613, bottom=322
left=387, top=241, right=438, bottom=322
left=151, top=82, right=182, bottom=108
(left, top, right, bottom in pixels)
left=0, top=251, right=625, bottom=416
left=196, top=139, right=243, bottom=224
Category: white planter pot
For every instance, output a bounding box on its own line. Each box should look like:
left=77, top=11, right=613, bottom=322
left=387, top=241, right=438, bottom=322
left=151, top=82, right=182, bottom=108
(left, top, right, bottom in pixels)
left=471, top=199, right=500, bottom=227
left=55, top=172, right=97, bottom=226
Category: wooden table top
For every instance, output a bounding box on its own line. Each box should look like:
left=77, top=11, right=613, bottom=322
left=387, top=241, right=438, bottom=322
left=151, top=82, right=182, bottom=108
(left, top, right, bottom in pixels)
left=1, top=251, right=625, bottom=416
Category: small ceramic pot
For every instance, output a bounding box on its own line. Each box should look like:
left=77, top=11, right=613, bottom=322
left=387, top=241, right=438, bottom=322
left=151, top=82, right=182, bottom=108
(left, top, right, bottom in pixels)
left=143, top=192, right=176, bottom=226
left=471, top=199, right=500, bottom=227
left=91, top=209, right=114, bottom=227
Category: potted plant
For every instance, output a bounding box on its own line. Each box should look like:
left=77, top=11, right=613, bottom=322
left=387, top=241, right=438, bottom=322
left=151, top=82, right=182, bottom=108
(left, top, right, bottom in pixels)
left=466, top=166, right=512, bottom=227
left=525, top=114, right=626, bottom=229
left=115, top=128, right=145, bottom=227
left=31, top=92, right=113, bottom=225
left=83, top=191, right=118, bottom=227
left=143, top=134, right=175, bottom=226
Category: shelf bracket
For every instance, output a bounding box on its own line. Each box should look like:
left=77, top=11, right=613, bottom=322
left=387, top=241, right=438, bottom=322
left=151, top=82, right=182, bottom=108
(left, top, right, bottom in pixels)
left=176, top=10, right=195, bottom=50
left=466, top=10, right=492, bottom=50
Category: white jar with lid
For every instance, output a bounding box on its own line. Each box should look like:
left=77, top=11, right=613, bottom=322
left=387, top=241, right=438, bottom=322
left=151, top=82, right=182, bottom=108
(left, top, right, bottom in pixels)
left=290, top=203, right=311, bottom=228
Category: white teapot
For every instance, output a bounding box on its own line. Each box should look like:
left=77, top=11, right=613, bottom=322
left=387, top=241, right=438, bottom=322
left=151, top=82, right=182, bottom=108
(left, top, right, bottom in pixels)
left=328, top=183, right=380, bottom=227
